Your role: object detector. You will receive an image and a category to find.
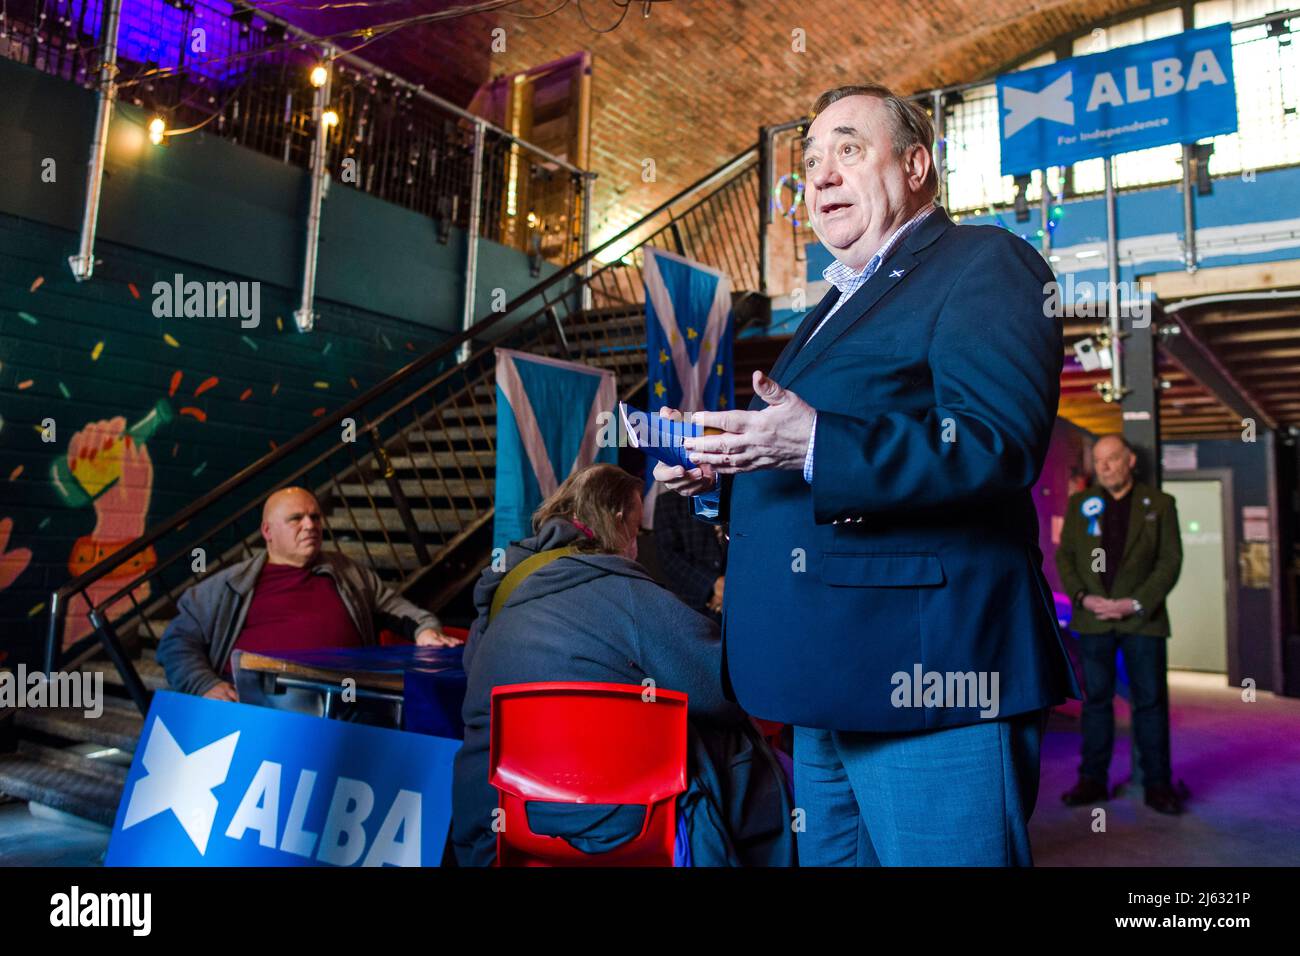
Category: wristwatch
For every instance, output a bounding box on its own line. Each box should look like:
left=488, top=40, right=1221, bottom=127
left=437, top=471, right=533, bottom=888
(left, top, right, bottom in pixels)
left=1130, top=598, right=1144, bottom=614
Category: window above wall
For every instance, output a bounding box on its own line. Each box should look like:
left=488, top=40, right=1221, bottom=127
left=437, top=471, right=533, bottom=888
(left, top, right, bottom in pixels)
left=940, top=0, right=1300, bottom=215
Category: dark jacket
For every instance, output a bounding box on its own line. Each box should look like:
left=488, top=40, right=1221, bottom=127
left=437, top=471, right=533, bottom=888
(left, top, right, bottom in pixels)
left=654, top=488, right=727, bottom=613
left=700, top=207, right=1078, bottom=731
left=1055, top=481, right=1183, bottom=636
left=451, top=518, right=793, bottom=866
left=156, top=550, right=441, bottom=695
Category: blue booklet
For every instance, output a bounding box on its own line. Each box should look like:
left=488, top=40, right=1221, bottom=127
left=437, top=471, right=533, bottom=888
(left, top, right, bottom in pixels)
left=619, top=402, right=721, bottom=472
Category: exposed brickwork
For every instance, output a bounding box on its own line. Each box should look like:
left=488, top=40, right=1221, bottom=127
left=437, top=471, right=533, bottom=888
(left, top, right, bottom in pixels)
left=278, top=0, right=1153, bottom=243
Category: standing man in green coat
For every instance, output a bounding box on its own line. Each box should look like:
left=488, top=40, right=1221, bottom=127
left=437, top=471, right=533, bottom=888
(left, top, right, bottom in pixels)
left=1055, top=434, right=1185, bottom=815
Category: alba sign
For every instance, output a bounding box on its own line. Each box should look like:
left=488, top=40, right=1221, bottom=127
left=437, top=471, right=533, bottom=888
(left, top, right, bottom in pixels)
left=997, top=24, right=1237, bottom=175
left=106, top=691, right=460, bottom=866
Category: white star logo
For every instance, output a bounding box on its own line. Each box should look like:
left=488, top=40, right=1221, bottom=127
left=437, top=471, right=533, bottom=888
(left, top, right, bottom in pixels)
left=122, top=716, right=240, bottom=855
left=1003, top=71, right=1075, bottom=138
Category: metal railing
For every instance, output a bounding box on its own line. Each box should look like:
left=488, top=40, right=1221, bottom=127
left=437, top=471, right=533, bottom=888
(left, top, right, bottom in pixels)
left=0, top=0, right=588, bottom=265
left=45, top=143, right=762, bottom=712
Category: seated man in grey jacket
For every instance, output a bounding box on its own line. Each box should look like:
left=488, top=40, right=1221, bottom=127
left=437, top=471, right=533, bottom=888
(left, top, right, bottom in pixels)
left=157, top=486, right=454, bottom=701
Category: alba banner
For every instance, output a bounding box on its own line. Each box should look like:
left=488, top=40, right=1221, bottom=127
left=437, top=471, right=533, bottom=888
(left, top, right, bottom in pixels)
left=997, top=24, right=1237, bottom=175
left=106, top=691, right=460, bottom=866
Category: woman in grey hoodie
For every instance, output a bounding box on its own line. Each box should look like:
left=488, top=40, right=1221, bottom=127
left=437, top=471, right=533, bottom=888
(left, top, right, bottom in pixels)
left=451, top=463, right=793, bottom=866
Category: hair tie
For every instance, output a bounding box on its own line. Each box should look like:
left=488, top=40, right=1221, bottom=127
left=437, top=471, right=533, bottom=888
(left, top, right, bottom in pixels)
left=570, top=518, right=596, bottom=540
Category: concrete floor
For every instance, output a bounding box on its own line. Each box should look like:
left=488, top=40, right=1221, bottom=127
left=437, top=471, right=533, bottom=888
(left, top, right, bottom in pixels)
left=0, top=801, right=109, bottom=866
left=1033, top=670, right=1300, bottom=866
left=1, top=670, right=1296, bottom=867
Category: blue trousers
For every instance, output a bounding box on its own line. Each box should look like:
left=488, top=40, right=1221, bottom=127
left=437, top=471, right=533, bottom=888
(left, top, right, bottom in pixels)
left=793, top=710, right=1046, bottom=866
left=1078, top=632, right=1171, bottom=787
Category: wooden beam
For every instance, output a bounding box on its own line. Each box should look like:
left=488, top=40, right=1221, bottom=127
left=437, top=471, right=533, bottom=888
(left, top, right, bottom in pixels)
left=1142, top=259, right=1300, bottom=299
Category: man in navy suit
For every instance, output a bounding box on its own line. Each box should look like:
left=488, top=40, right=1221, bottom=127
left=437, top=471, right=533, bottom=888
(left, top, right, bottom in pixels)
left=656, top=83, right=1078, bottom=865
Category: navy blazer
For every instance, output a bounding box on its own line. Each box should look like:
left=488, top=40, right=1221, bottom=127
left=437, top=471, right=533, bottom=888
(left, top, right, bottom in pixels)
left=711, top=206, right=1079, bottom=732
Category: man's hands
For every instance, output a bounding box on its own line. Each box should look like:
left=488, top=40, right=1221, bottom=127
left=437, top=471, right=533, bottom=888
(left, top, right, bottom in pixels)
left=652, top=406, right=719, bottom=495
left=679, top=371, right=816, bottom=475
left=1083, top=595, right=1140, bottom=621
left=202, top=681, right=238, bottom=702
left=415, top=627, right=461, bottom=647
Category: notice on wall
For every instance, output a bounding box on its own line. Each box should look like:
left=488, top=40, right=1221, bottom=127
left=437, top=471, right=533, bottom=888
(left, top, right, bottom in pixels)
left=1242, top=505, right=1270, bottom=542
left=1162, top=443, right=1198, bottom=472
left=1239, top=541, right=1271, bottom=589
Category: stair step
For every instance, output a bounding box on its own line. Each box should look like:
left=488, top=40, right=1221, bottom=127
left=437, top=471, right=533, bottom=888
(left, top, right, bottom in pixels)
left=335, top=480, right=493, bottom=501
left=327, top=507, right=479, bottom=533
left=15, top=698, right=144, bottom=751
left=384, top=450, right=496, bottom=471
left=437, top=403, right=496, bottom=423
left=0, top=753, right=123, bottom=827
left=330, top=540, right=422, bottom=570
left=88, top=655, right=169, bottom=693
left=18, top=741, right=129, bottom=785
left=406, top=426, right=496, bottom=443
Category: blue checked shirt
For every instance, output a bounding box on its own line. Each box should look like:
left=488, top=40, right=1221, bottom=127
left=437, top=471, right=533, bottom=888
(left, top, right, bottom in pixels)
left=801, top=204, right=936, bottom=483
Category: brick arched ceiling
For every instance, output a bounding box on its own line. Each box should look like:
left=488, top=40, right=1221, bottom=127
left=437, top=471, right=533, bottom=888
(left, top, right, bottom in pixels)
left=273, top=0, right=1159, bottom=242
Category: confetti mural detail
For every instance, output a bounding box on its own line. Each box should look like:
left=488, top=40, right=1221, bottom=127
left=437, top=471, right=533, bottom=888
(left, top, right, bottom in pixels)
left=16, top=380, right=33, bottom=391
left=37, top=516, right=50, bottom=530
left=239, top=388, right=253, bottom=401
left=311, top=407, right=326, bottom=417
left=57, top=382, right=71, bottom=399
left=322, top=342, right=332, bottom=356
left=9, top=465, right=23, bottom=481
left=169, top=370, right=183, bottom=397
left=27, top=602, right=45, bottom=618
left=349, top=377, right=359, bottom=390
left=163, top=333, right=180, bottom=348
left=17, top=312, right=38, bottom=325
left=272, top=382, right=281, bottom=396
left=192, top=461, right=208, bottom=478
left=179, top=406, right=208, bottom=422
left=128, top=283, right=141, bottom=300
left=194, top=376, right=219, bottom=397
left=91, top=341, right=105, bottom=361
left=241, top=335, right=258, bottom=351
left=314, top=381, right=329, bottom=389
left=29, top=276, right=43, bottom=292
left=276, top=317, right=284, bottom=331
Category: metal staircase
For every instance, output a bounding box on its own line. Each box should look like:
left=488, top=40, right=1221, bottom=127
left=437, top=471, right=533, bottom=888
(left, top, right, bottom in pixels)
left=0, top=145, right=764, bottom=828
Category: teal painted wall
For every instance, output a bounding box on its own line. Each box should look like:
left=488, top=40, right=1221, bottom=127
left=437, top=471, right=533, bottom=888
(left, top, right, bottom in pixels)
left=0, top=56, right=560, bottom=660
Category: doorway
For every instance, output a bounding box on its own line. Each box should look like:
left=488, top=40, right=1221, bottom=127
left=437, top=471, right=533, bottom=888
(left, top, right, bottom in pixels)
left=1162, top=473, right=1235, bottom=673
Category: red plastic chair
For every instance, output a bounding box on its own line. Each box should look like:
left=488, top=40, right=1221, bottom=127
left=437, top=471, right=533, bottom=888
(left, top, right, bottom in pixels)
left=488, top=682, right=688, bottom=867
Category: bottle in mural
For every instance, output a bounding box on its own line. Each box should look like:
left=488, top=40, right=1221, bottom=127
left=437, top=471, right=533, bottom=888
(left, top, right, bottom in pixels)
left=50, top=398, right=175, bottom=507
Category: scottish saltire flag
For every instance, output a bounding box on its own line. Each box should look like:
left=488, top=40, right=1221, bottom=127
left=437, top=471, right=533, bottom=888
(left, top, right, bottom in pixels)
left=643, top=248, right=735, bottom=527
left=493, top=349, right=617, bottom=551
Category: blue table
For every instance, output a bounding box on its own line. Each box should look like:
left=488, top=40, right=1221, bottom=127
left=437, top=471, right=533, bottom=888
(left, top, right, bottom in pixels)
left=231, top=644, right=467, bottom=739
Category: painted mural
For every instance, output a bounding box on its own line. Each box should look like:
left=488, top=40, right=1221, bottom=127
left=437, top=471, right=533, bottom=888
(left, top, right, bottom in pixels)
left=0, top=217, right=451, bottom=664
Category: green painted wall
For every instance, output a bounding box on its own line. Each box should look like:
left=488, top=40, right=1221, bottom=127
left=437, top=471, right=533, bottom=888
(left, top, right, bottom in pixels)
left=0, top=56, right=561, bottom=661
